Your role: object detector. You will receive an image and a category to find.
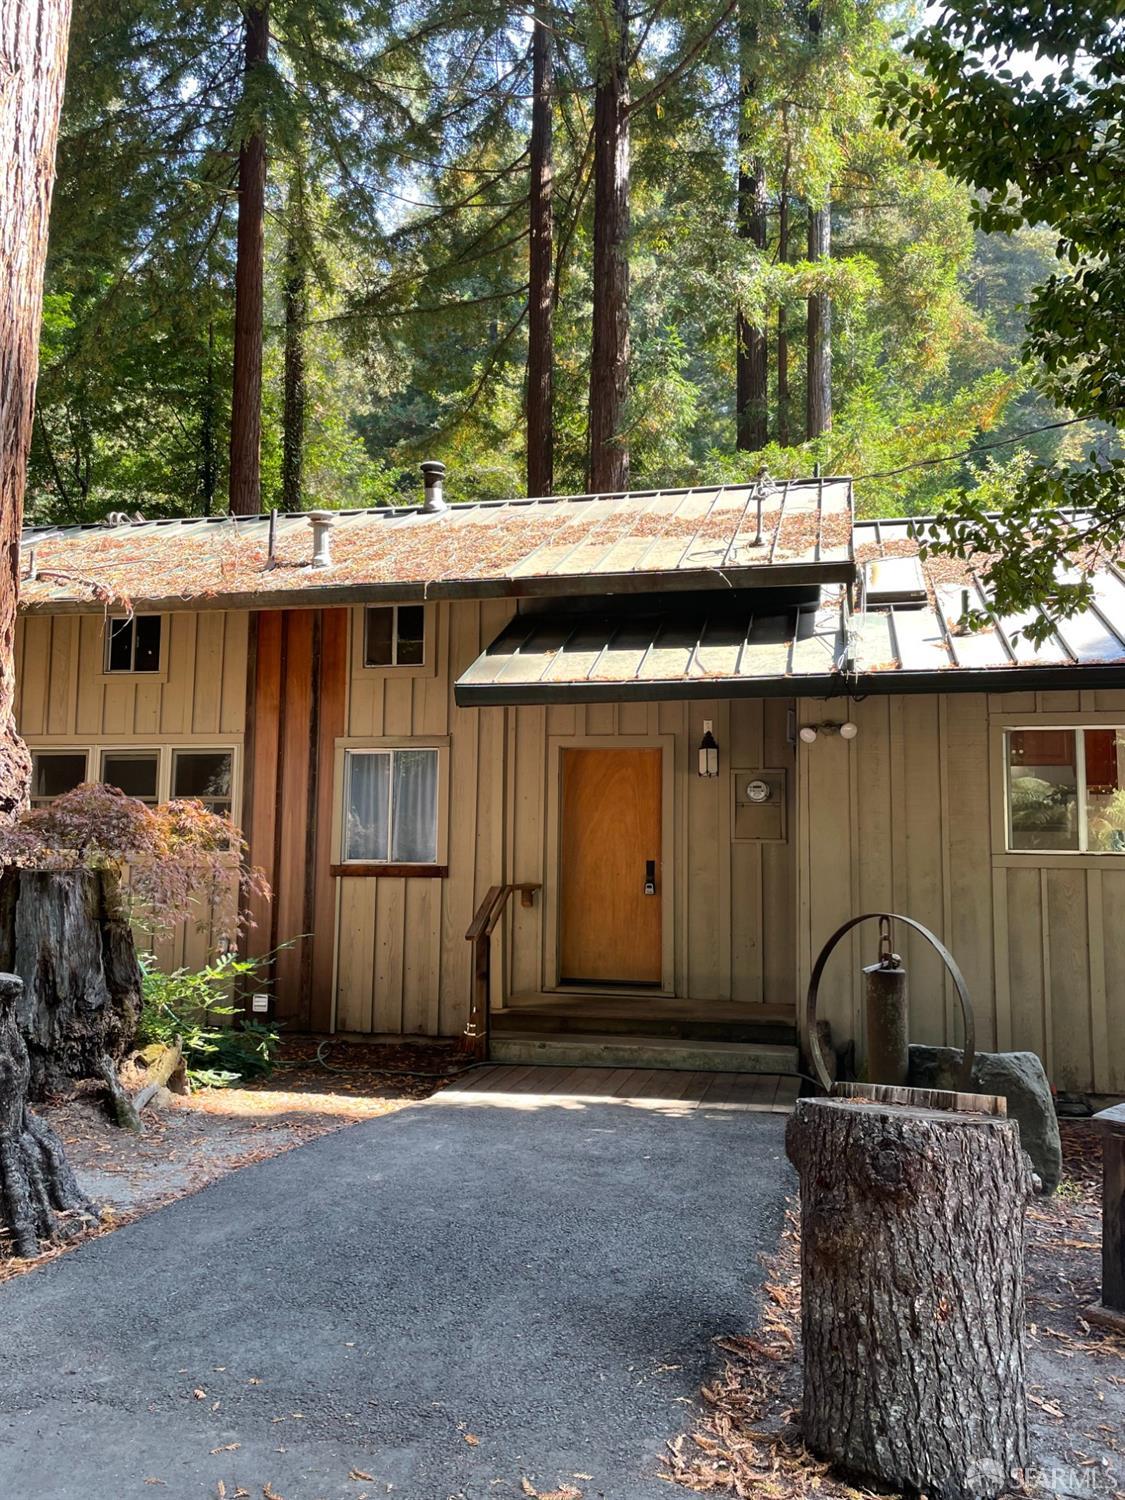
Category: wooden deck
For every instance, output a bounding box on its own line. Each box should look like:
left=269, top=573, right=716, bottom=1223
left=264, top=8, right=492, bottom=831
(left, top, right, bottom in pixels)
left=437, top=1064, right=799, bottom=1113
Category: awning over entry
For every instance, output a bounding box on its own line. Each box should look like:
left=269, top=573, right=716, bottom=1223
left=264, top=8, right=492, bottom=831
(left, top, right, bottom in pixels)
left=454, top=605, right=844, bottom=705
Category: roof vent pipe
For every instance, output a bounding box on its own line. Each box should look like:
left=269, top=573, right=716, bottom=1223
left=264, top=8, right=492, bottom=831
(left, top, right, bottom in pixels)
left=421, top=460, right=447, bottom=514
left=307, top=510, right=336, bottom=569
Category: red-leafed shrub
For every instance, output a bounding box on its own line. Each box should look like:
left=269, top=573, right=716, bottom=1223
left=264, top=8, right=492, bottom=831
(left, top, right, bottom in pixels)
left=0, top=783, right=268, bottom=939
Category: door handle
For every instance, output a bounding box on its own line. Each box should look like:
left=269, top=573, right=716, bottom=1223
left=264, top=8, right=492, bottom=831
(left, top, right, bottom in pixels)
left=644, top=859, right=656, bottom=896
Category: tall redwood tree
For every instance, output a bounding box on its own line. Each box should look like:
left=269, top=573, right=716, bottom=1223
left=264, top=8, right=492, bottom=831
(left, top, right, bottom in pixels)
left=526, top=5, right=555, bottom=498
left=804, top=0, right=832, bottom=439
left=0, top=0, right=72, bottom=814
left=587, top=0, right=631, bottom=494
left=228, top=0, right=270, bottom=516
left=0, top=0, right=103, bottom=1258
left=735, top=0, right=768, bottom=452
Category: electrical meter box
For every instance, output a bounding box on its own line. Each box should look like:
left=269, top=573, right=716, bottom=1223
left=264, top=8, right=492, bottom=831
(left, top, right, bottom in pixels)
left=732, top=768, right=787, bottom=842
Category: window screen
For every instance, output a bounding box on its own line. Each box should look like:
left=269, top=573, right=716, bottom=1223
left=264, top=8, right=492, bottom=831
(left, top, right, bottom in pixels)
left=172, top=750, right=233, bottom=817
left=343, top=748, right=438, bottom=863
left=101, top=751, right=159, bottom=803
left=31, top=751, right=87, bottom=806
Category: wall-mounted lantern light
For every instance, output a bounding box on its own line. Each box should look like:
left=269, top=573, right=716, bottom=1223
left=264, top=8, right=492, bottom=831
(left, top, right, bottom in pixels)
left=698, top=719, right=720, bottom=777
left=799, top=720, right=859, bottom=744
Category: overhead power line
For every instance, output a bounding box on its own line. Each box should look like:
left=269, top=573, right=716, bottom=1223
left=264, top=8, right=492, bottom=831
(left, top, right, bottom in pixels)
left=851, top=415, right=1092, bottom=483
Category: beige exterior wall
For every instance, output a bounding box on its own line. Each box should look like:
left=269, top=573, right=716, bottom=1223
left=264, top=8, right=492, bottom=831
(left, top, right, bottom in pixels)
left=797, top=687, right=1125, bottom=1096
left=330, top=600, right=797, bottom=1036
left=15, top=609, right=249, bottom=970
left=16, top=600, right=1125, bottom=1095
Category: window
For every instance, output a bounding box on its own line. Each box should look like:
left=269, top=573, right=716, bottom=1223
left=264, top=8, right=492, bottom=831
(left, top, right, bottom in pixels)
left=343, top=748, right=438, bottom=864
left=364, top=605, right=425, bottom=667
left=1006, top=728, right=1125, bottom=854
left=30, top=751, right=88, bottom=807
left=100, top=750, right=159, bottom=804
left=172, top=750, right=233, bottom=817
left=105, top=614, right=162, bottom=673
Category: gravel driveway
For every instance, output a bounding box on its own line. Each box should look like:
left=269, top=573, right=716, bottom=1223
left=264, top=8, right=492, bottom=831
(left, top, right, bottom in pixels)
left=0, top=1086, right=793, bottom=1499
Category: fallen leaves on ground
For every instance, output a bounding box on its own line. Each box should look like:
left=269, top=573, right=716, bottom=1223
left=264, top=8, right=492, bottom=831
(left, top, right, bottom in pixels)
left=666, top=1123, right=1124, bottom=1500
left=520, top=1479, right=583, bottom=1499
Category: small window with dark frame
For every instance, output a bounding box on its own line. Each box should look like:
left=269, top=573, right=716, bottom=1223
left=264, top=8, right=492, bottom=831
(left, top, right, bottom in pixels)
left=30, top=750, right=88, bottom=807
left=105, top=614, right=162, bottom=673
left=172, top=750, right=233, bottom=818
left=363, top=605, right=425, bottom=668
left=100, top=750, right=159, bottom=804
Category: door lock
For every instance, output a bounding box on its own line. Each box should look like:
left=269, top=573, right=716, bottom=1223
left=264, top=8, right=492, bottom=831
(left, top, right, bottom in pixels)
left=644, top=860, right=656, bottom=896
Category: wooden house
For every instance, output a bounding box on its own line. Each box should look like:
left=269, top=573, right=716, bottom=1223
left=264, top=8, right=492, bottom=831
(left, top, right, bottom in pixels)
left=16, top=471, right=1125, bottom=1099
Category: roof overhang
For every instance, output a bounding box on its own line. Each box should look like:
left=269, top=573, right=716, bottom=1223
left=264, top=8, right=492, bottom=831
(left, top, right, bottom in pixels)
left=454, top=604, right=1125, bottom=707
left=17, top=559, right=856, bottom=617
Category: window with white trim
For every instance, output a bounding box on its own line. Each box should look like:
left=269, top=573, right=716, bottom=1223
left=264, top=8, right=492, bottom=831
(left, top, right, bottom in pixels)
left=342, top=748, right=439, bottom=864
left=104, top=614, right=162, bottom=673
left=1006, top=728, right=1125, bottom=853
left=30, top=750, right=88, bottom=807
left=363, top=605, right=425, bottom=667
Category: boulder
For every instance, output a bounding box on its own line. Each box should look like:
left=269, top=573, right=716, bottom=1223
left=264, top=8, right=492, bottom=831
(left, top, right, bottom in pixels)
left=908, top=1045, right=1062, bottom=1194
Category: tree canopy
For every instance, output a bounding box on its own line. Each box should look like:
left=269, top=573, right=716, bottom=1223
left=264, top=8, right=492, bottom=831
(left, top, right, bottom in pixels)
left=880, top=0, right=1125, bottom=631
left=25, top=0, right=1118, bottom=547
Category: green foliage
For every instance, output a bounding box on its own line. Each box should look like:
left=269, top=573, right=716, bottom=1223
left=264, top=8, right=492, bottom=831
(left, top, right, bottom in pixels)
left=27, top=0, right=1082, bottom=526
left=879, top=1, right=1125, bottom=623
left=138, top=953, right=280, bottom=1088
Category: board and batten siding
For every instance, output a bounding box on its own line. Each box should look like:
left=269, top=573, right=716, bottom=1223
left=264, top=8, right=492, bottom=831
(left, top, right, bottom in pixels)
left=797, top=688, right=1125, bottom=1097
left=14, top=609, right=249, bottom=972
left=330, top=602, right=798, bottom=1034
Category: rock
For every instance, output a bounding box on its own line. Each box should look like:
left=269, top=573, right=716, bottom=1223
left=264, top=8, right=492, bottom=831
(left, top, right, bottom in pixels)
left=908, top=1045, right=1062, bottom=1194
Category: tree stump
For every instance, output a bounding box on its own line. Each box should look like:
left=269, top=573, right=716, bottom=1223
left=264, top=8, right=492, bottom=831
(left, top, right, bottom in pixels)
left=0, top=867, right=142, bottom=1121
left=786, top=1087, right=1032, bottom=1500
left=0, top=972, right=98, bottom=1258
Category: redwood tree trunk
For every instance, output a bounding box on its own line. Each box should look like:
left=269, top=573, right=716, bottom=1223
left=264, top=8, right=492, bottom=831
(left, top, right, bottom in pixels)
left=0, top=867, right=142, bottom=1102
left=0, top=0, right=101, bottom=1258
left=526, top=5, right=555, bottom=498
left=776, top=171, right=791, bottom=446
left=0, top=972, right=97, bottom=1257
left=735, top=0, right=768, bottom=452
left=786, top=1094, right=1031, bottom=1500
left=228, top=0, right=269, bottom=516
left=281, top=175, right=307, bottom=512
left=587, top=0, right=630, bottom=494
left=804, top=2, right=831, bottom=440
left=0, top=0, right=72, bottom=814
left=806, top=200, right=831, bottom=438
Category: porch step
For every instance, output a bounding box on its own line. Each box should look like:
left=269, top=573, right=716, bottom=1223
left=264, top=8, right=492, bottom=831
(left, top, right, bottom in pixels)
left=488, top=1032, right=800, bottom=1075
left=492, top=998, right=797, bottom=1047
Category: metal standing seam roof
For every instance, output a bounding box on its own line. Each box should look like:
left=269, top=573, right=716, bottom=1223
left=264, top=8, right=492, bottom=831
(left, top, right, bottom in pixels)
left=18, top=478, right=854, bottom=613
left=453, top=518, right=1125, bottom=705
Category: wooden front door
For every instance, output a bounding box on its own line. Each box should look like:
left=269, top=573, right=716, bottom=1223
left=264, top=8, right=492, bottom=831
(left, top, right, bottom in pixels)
left=559, top=747, right=663, bottom=985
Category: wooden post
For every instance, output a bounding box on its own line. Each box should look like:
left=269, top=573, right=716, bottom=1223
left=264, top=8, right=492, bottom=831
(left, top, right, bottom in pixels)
left=786, top=1085, right=1031, bottom=1500
left=1087, top=1103, right=1125, bottom=1334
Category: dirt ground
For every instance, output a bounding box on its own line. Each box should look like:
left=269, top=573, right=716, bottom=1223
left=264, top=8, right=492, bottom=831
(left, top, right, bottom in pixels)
left=666, top=1120, right=1124, bottom=1500
left=0, top=1037, right=458, bottom=1283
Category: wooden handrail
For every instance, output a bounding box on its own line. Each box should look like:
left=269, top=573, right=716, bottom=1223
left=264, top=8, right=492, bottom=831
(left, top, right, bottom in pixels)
left=462, top=882, right=540, bottom=1061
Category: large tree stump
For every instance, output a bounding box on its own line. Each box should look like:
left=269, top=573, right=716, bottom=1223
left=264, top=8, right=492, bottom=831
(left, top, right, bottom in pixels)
left=0, top=972, right=98, bottom=1258
left=0, top=867, right=142, bottom=1119
left=786, top=1088, right=1032, bottom=1500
